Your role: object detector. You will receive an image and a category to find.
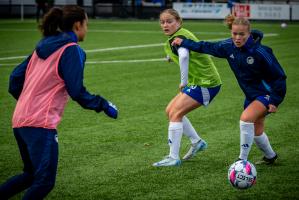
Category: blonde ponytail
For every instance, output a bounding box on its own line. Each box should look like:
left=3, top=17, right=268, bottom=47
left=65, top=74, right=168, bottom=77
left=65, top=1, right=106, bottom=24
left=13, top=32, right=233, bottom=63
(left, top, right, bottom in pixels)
left=225, top=14, right=235, bottom=30
left=224, top=14, right=251, bottom=31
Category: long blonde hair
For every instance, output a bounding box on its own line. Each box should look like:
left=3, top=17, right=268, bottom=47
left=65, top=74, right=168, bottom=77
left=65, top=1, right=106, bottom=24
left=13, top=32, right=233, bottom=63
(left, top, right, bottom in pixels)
left=225, top=14, right=251, bottom=31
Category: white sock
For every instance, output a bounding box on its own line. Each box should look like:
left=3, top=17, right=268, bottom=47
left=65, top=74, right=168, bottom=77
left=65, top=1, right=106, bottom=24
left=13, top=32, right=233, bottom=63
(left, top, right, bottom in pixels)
left=168, top=122, right=183, bottom=160
left=239, top=120, right=254, bottom=160
left=254, top=132, right=276, bottom=159
left=182, top=116, right=201, bottom=144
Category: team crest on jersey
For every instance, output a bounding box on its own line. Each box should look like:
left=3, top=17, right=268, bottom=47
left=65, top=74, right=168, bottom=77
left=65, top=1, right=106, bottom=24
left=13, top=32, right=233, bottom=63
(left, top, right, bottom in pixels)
left=246, top=56, right=254, bottom=64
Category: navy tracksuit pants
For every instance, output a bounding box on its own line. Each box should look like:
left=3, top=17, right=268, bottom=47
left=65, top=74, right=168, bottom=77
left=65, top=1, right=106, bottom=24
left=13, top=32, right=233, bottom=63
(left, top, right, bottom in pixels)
left=0, top=127, right=58, bottom=200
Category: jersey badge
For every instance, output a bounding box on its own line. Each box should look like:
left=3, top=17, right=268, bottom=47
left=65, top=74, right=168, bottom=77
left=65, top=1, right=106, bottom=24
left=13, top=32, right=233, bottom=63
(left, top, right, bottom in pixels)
left=246, top=56, right=254, bottom=64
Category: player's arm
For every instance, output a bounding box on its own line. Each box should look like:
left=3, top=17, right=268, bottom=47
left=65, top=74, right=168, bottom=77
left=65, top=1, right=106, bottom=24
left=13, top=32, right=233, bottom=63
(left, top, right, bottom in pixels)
left=8, top=55, right=32, bottom=100
left=178, top=47, right=189, bottom=90
left=59, top=45, right=118, bottom=118
left=172, top=38, right=228, bottom=58
left=169, top=36, right=189, bottom=90
left=258, top=47, right=287, bottom=109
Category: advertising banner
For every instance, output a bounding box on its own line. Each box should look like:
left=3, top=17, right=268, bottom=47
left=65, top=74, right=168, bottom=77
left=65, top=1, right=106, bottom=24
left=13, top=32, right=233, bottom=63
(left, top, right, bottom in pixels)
left=250, top=4, right=290, bottom=20
left=173, top=3, right=230, bottom=19
left=291, top=5, right=299, bottom=20
left=173, top=3, right=291, bottom=21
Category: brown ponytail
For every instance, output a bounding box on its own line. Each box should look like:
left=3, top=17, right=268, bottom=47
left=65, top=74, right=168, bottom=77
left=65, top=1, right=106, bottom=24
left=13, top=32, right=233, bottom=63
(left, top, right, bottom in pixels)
left=39, top=5, right=86, bottom=37
left=39, top=7, right=63, bottom=37
left=225, top=14, right=235, bottom=30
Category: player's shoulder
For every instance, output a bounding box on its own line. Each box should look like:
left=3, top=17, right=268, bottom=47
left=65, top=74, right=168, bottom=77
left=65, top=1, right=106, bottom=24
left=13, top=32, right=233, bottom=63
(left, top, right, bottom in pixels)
left=255, top=44, right=275, bottom=65
left=63, top=43, right=86, bottom=63
left=175, top=28, right=198, bottom=40
left=220, top=38, right=233, bottom=46
left=65, top=43, right=85, bottom=54
left=255, top=44, right=273, bottom=57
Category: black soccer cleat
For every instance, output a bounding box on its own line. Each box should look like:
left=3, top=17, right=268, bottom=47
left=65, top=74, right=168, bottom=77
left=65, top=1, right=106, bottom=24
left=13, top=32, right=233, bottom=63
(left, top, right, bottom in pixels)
left=255, top=154, right=278, bottom=165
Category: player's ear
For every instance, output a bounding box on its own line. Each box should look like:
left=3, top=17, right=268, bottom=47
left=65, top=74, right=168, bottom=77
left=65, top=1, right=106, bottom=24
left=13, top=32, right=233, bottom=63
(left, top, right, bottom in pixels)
left=73, top=21, right=81, bottom=31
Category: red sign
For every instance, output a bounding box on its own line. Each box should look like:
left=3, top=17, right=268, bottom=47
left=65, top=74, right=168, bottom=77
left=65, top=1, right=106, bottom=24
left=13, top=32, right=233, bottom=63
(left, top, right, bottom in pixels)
left=233, top=4, right=250, bottom=18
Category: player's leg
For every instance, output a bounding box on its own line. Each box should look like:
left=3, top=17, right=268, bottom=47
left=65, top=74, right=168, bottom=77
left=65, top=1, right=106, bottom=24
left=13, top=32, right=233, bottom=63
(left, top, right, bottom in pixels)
left=182, top=116, right=208, bottom=160
left=165, top=93, right=181, bottom=118
left=0, top=128, right=34, bottom=199
left=153, top=93, right=200, bottom=167
left=239, top=100, right=268, bottom=160
left=181, top=85, right=220, bottom=160
left=21, top=127, right=58, bottom=200
left=167, top=94, right=202, bottom=144
left=254, top=117, right=277, bottom=164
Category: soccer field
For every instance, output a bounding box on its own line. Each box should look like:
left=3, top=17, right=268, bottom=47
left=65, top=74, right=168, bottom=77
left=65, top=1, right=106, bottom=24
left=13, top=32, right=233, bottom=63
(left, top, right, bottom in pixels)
left=0, top=19, right=298, bottom=199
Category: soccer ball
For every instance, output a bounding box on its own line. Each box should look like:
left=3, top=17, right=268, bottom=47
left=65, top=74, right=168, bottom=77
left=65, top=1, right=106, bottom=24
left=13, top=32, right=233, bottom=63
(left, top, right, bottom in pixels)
left=228, top=160, right=257, bottom=189
left=280, top=22, right=287, bottom=28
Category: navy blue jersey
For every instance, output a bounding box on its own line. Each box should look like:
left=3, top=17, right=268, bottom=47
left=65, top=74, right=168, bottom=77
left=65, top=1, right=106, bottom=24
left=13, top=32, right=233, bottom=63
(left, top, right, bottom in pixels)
left=9, top=31, right=108, bottom=112
left=179, top=30, right=286, bottom=107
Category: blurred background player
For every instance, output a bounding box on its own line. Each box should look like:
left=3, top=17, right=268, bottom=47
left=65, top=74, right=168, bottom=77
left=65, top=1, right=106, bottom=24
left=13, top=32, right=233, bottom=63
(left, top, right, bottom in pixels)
left=153, top=9, right=222, bottom=167
left=172, top=14, right=286, bottom=165
left=35, top=0, right=47, bottom=22
left=0, top=5, right=118, bottom=199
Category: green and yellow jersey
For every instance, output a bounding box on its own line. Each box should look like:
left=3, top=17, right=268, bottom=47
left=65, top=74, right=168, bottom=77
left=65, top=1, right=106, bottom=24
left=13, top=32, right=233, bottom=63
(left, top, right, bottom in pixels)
left=164, top=28, right=222, bottom=88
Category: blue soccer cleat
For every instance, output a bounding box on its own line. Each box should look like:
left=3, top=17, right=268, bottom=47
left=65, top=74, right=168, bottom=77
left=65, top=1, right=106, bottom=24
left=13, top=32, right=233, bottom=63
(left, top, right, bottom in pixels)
left=152, top=156, right=181, bottom=167
left=183, top=139, right=207, bottom=160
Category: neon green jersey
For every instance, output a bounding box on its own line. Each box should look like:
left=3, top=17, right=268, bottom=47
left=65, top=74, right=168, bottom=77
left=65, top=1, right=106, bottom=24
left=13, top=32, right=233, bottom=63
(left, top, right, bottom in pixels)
left=164, top=28, right=222, bottom=87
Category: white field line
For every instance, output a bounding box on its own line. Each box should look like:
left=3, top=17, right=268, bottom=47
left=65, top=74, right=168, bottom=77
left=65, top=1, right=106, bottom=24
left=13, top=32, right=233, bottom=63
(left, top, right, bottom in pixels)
left=86, top=58, right=165, bottom=64
left=85, top=43, right=164, bottom=53
left=0, top=28, right=229, bottom=35
left=0, top=58, right=166, bottom=66
left=0, top=28, right=279, bottom=37
left=0, top=34, right=279, bottom=64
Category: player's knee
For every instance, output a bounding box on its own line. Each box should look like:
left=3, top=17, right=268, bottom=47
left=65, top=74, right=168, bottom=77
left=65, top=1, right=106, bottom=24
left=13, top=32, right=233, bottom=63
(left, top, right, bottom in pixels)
left=47, top=182, right=55, bottom=192
left=39, top=178, right=56, bottom=194
left=240, top=113, right=254, bottom=123
left=23, top=172, right=34, bottom=184
left=168, top=109, right=183, bottom=122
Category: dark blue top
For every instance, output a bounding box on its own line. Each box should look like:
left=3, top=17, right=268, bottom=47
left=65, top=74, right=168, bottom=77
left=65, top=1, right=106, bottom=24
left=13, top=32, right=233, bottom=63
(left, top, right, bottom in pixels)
left=179, top=30, right=286, bottom=106
left=8, top=31, right=109, bottom=112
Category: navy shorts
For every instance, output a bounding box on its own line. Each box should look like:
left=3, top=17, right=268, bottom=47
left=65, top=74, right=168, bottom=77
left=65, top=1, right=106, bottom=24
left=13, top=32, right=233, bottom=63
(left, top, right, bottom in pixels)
left=182, top=85, right=221, bottom=106
left=244, top=95, right=270, bottom=110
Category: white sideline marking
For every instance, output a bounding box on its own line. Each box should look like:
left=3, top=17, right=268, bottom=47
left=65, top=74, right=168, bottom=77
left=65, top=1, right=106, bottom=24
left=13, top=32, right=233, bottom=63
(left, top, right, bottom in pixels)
left=0, top=33, right=279, bottom=63
left=0, top=28, right=229, bottom=35
left=0, top=58, right=166, bottom=66
left=86, top=58, right=165, bottom=64
left=85, top=43, right=164, bottom=53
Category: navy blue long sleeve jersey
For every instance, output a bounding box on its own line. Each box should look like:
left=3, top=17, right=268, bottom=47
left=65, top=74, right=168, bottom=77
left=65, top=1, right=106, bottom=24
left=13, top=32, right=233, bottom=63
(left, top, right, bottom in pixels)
left=179, top=30, right=286, bottom=107
left=8, top=31, right=109, bottom=112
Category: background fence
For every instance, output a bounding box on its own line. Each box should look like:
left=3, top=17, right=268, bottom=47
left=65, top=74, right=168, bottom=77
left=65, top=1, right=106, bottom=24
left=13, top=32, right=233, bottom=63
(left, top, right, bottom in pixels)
left=1, top=0, right=299, bottom=20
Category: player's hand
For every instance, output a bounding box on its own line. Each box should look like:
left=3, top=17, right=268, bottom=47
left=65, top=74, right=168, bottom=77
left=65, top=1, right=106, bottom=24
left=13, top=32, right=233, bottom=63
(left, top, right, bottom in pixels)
left=104, top=101, right=118, bottom=119
left=268, top=104, right=277, bottom=113
left=171, top=38, right=183, bottom=46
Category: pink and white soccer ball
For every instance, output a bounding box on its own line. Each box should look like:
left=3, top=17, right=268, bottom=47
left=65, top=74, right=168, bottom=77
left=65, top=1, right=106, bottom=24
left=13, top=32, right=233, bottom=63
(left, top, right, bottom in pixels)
left=228, top=160, right=257, bottom=189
